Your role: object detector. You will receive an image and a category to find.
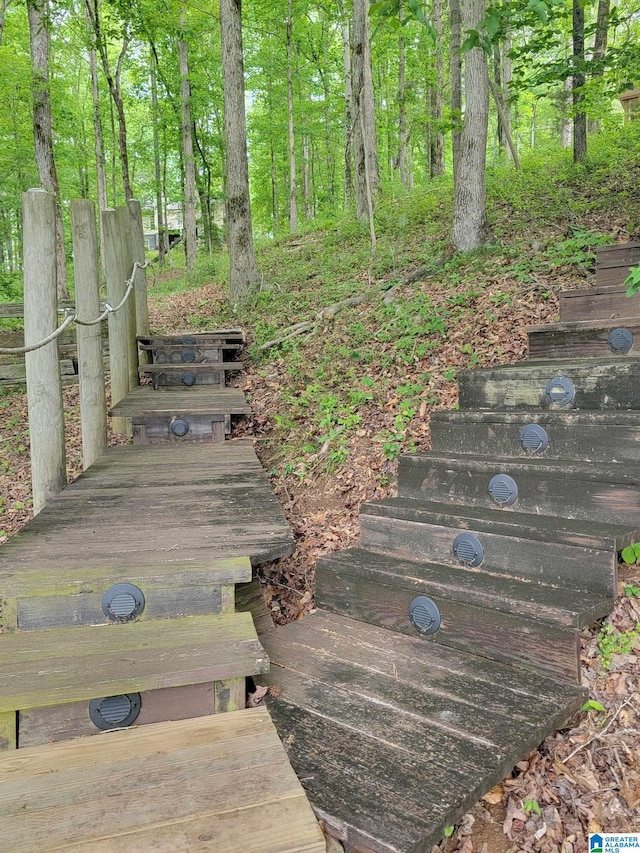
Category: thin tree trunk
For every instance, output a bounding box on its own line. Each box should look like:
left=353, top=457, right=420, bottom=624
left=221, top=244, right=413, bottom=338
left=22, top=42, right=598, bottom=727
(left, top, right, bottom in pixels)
left=27, top=0, right=68, bottom=298
left=179, top=4, right=197, bottom=269
left=338, top=0, right=354, bottom=202
left=303, top=137, right=313, bottom=219
left=352, top=0, right=379, bottom=222
left=449, top=0, right=462, bottom=176
left=87, top=6, right=108, bottom=213
left=150, top=49, right=165, bottom=265
left=0, top=0, right=12, bottom=47
left=219, top=0, right=259, bottom=302
left=488, top=76, right=520, bottom=169
left=588, top=0, right=609, bottom=132
left=452, top=0, right=490, bottom=251
left=286, top=0, right=297, bottom=233
left=430, top=0, right=445, bottom=177
left=397, top=0, right=410, bottom=188
left=572, top=0, right=586, bottom=162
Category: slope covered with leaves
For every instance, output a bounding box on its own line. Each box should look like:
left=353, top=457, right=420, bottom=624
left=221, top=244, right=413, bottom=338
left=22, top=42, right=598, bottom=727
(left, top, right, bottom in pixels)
left=2, top=128, right=640, bottom=851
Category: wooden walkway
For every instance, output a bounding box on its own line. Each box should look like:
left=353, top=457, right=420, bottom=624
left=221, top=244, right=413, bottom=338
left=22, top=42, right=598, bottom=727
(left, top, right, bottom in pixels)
left=0, top=331, right=324, bottom=850
left=258, top=243, right=640, bottom=851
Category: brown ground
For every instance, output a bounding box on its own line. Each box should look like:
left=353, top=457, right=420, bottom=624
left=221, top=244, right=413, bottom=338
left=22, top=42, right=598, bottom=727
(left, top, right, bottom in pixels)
left=1, top=255, right=639, bottom=852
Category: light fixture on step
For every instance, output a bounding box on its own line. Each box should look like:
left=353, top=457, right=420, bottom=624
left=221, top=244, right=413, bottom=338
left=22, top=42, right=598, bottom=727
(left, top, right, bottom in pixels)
left=89, top=693, right=141, bottom=730
left=409, top=596, right=441, bottom=635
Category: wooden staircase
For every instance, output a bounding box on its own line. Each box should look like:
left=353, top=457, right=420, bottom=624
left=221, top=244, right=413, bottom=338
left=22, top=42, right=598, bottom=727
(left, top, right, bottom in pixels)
left=261, top=243, right=640, bottom=852
left=0, top=330, right=325, bottom=851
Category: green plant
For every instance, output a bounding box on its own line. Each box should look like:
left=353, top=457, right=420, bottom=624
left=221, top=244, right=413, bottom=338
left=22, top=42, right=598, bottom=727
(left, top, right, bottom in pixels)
left=624, top=584, right=640, bottom=597
left=523, top=799, right=542, bottom=817
left=621, top=542, right=640, bottom=564
left=597, top=622, right=640, bottom=669
left=581, top=699, right=606, bottom=713
left=443, top=826, right=454, bottom=838
left=625, top=265, right=640, bottom=296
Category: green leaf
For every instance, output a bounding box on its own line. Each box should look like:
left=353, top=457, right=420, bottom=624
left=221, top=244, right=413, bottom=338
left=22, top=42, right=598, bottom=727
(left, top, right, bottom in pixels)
left=633, top=542, right=640, bottom=559
left=443, top=826, right=455, bottom=838
left=460, top=34, right=478, bottom=54
left=485, top=11, right=500, bottom=38
left=581, top=699, right=606, bottom=713
left=624, top=584, right=640, bottom=597
left=621, top=545, right=637, bottom=564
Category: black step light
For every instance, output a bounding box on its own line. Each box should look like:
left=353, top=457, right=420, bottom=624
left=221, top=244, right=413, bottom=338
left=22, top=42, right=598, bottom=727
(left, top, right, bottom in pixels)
left=170, top=417, right=190, bottom=437
left=101, top=583, right=145, bottom=622
left=545, top=376, right=575, bottom=407
left=452, top=532, right=484, bottom=567
left=181, top=348, right=196, bottom=363
left=519, top=424, right=549, bottom=454
left=409, top=596, right=441, bottom=635
left=89, top=693, right=141, bottom=731
left=608, top=327, right=633, bottom=355
left=488, top=474, right=519, bottom=507
left=182, top=335, right=196, bottom=345
left=181, top=371, right=197, bottom=386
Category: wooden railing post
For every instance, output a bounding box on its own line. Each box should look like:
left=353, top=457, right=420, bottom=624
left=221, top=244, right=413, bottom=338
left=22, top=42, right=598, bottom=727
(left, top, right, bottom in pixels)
left=128, top=199, right=150, bottom=342
left=102, top=208, right=129, bottom=434
left=22, top=188, right=67, bottom=513
left=117, top=205, right=138, bottom=392
left=71, top=199, right=107, bottom=469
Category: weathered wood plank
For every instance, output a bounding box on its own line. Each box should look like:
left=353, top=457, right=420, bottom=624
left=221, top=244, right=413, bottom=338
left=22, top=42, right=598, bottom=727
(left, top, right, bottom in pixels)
left=558, top=284, right=640, bottom=322
left=0, top=712, right=16, bottom=751
left=0, top=444, right=294, bottom=570
left=458, top=357, right=640, bottom=410
left=317, top=548, right=610, bottom=627
left=109, top=385, right=250, bottom=417
left=1, top=709, right=325, bottom=853
left=236, top=575, right=276, bottom=636
left=262, top=614, right=584, bottom=853
left=131, top=413, right=230, bottom=443
left=0, top=612, right=268, bottom=714
left=315, top=553, right=582, bottom=681
left=595, top=242, right=640, bottom=288
left=214, top=677, right=245, bottom=713
left=527, top=317, right=640, bottom=360
left=137, top=329, right=245, bottom=344
left=430, top=409, right=640, bottom=463
left=398, top=451, right=640, bottom=525
left=359, top=497, right=622, bottom=596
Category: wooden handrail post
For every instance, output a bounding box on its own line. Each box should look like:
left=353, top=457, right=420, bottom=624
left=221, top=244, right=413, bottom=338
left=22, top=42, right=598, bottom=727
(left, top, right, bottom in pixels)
left=115, top=205, right=138, bottom=392
left=102, top=208, right=129, bottom=434
left=22, top=188, right=67, bottom=513
left=71, top=199, right=107, bottom=469
left=128, top=200, right=150, bottom=362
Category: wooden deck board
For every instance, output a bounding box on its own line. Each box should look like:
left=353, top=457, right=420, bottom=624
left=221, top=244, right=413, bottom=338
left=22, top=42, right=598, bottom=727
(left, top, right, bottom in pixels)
left=0, top=612, right=268, bottom=713
left=0, top=709, right=325, bottom=853
left=109, top=385, right=250, bottom=417
left=262, top=611, right=584, bottom=853
left=0, top=443, right=294, bottom=570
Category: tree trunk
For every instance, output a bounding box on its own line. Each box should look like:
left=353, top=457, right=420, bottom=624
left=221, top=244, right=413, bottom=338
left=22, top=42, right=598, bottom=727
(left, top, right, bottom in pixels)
left=452, top=0, right=490, bottom=252
left=429, top=0, right=445, bottom=177
left=588, top=0, right=609, bottom=133
left=338, top=0, right=354, bottom=202
left=303, top=137, right=313, bottom=219
left=572, top=0, right=586, bottom=163
left=449, top=0, right=462, bottom=176
left=86, top=0, right=133, bottom=200
left=352, top=0, right=379, bottom=222
left=150, top=49, right=166, bottom=265
left=179, top=5, right=198, bottom=269
left=27, top=0, right=68, bottom=299
left=397, top=0, right=410, bottom=188
left=219, top=0, right=259, bottom=302
left=0, top=0, right=12, bottom=47
left=286, top=0, right=297, bottom=233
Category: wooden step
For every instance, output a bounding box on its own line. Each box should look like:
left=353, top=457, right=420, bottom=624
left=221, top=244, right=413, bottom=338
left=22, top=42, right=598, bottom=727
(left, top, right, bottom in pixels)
left=0, top=555, right=250, bottom=632
left=138, top=329, right=245, bottom=346
left=110, top=386, right=250, bottom=443
left=0, top=612, right=268, bottom=749
left=0, top=709, right=326, bottom=853
left=527, top=317, right=640, bottom=360
left=458, top=357, right=640, bottom=410
left=558, top=284, right=640, bottom=322
left=0, top=443, right=295, bottom=572
left=261, top=610, right=585, bottom=853
left=595, top=241, right=640, bottom=287
left=139, top=341, right=242, bottom=364
left=359, top=497, right=631, bottom=596
left=398, top=450, right=640, bottom=525
left=316, top=548, right=609, bottom=680
left=429, top=409, right=640, bottom=463
left=139, top=361, right=243, bottom=388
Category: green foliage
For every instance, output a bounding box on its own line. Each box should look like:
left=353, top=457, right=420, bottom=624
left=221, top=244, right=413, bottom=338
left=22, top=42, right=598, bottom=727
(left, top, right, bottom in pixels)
left=620, top=542, right=640, bottom=565
left=581, top=699, right=606, bottom=713
left=523, top=799, right=542, bottom=817
left=597, top=622, right=640, bottom=670
left=624, top=266, right=640, bottom=297
left=443, top=826, right=455, bottom=838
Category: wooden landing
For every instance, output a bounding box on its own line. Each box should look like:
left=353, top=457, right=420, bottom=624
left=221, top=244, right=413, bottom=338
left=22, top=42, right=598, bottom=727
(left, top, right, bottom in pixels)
left=0, top=442, right=294, bottom=570
left=109, top=385, right=250, bottom=417
left=262, top=611, right=584, bottom=853
left=0, top=708, right=326, bottom=853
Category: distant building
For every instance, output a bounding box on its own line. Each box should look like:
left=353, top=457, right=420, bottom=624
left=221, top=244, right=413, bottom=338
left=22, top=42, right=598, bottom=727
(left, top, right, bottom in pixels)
left=619, top=89, right=640, bottom=121
left=142, top=203, right=184, bottom=251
